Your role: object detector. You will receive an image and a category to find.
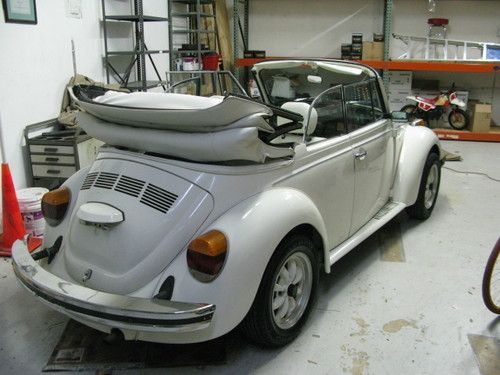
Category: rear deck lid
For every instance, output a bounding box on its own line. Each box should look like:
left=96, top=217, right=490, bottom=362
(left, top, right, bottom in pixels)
left=64, top=158, right=213, bottom=294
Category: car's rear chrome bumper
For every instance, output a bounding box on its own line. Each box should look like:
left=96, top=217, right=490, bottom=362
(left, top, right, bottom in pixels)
left=12, top=239, right=215, bottom=333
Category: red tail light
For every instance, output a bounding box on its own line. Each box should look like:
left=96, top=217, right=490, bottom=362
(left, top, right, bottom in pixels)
left=187, top=230, right=227, bottom=282
left=41, top=187, right=70, bottom=226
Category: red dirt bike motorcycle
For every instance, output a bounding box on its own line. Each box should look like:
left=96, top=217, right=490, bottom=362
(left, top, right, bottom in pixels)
left=401, top=85, right=469, bottom=130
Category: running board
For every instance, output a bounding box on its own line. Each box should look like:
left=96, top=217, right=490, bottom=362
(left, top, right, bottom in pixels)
left=328, top=202, right=406, bottom=267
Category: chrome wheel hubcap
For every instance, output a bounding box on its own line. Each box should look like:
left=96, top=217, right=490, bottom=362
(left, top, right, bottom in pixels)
left=271, top=252, right=312, bottom=330
left=424, top=164, right=439, bottom=209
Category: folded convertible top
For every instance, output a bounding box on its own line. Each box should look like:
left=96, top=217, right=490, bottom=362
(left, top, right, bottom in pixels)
left=78, top=112, right=294, bottom=163
left=69, top=86, right=275, bottom=133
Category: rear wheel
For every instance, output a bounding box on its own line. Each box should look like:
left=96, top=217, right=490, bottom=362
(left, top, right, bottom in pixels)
left=401, top=104, right=418, bottom=122
left=406, top=152, right=441, bottom=220
left=482, top=238, right=500, bottom=314
left=241, top=235, right=318, bottom=347
left=448, top=108, right=469, bottom=130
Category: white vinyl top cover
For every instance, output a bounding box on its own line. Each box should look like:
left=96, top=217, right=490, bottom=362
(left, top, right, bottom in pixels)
left=78, top=112, right=294, bottom=163
left=69, top=87, right=274, bottom=133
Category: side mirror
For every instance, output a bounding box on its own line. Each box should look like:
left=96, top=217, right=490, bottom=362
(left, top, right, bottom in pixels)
left=390, top=111, right=408, bottom=122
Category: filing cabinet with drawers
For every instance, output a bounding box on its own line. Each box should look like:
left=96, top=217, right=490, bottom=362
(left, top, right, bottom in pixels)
left=25, top=119, right=103, bottom=189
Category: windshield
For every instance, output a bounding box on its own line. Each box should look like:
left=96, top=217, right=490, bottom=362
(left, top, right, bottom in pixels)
left=254, top=60, right=376, bottom=106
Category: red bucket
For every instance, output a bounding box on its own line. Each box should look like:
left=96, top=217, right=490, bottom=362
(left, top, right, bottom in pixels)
left=202, top=54, right=219, bottom=70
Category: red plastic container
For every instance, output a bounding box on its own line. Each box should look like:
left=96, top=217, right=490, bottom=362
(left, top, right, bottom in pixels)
left=202, top=54, right=219, bottom=70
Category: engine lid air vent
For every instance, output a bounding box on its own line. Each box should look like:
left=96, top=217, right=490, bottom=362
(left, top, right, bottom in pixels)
left=114, top=175, right=146, bottom=197
left=93, top=172, right=119, bottom=189
left=81, top=172, right=98, bottom=190
left=140, top=184, right=178, bottom=213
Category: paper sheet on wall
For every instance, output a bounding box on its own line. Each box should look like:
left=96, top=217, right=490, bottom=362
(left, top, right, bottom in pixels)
left=66, top=0, right=82, bottom=19
left=10, top=0, right=31, bottom=15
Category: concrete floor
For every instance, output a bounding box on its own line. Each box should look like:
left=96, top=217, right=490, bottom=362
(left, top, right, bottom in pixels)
left=1, top=140, right=499, bottom=375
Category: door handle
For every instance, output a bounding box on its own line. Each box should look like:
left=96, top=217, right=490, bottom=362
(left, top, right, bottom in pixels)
left=354, top=148, right=367, bottom=160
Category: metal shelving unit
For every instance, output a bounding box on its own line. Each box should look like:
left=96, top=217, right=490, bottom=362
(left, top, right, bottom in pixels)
left=168, top=0, right=218, bottom=71
left=102, top=0, right=169, bottom=91
left=232, top=0, right=249, bottom=80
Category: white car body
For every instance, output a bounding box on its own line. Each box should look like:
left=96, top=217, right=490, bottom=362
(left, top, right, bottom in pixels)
left=13, top=60, right=442, bottom=344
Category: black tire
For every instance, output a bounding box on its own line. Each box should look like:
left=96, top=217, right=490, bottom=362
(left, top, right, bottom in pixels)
left=401, top=104, right=418, bottom=122
left=482, top=238, right=500, bottom=314
left=241, top=235, right=319, bottom=347
left=448, top=108, right=469, bottom=130
left=406, top=152, right=441, bottom=220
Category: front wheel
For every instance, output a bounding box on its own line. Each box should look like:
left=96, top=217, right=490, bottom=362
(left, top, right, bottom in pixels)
left=241, top=235, right=318, bottom=347
left=448, top=108, right=469, bottom=130
left=406, top=152, right=441, bottom=220
left=482, top=238, right=500, bottom=314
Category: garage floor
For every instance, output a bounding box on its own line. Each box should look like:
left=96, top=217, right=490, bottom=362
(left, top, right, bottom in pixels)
left=1, top=140, right=499, bottom=375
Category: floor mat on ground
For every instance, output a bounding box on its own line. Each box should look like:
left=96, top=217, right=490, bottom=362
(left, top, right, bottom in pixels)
left=43, top=320, right=226, bottom=372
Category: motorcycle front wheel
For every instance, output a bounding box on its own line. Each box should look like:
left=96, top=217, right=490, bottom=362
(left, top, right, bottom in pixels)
left=448, top=108, right=469, bottom=130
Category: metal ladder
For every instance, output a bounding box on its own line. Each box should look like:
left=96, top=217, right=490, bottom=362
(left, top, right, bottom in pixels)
left=393, top=33, right=500, bottom=61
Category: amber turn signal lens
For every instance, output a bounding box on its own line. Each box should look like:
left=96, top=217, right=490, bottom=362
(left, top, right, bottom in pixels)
left=187, top=230, right=227, bottom=282
left=41, top=187, right=70, bottom=227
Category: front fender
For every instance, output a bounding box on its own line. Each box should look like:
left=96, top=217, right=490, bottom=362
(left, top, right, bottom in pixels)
left=162, top=187, right=328, bottom=340
left=392, top=125, right=441, bottom=206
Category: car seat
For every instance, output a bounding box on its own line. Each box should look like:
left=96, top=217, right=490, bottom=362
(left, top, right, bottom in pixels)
left=273, top=102, right=319, bottom=144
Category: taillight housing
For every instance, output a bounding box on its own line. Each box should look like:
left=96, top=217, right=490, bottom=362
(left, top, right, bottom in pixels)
left=41, top=187, right=71, bottom=226
left=187, top=230, right=227, bottom=282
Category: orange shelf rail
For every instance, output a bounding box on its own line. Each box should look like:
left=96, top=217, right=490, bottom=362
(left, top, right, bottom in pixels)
left=236, top=58, right=500, bottom=73
left=433, top=128, right=500, bottom=142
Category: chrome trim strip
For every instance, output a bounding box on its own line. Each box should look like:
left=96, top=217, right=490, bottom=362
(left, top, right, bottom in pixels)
left=12, top=241, right=215, bottom=332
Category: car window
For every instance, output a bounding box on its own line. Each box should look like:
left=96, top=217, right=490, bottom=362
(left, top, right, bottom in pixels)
left=307, top=85, right=346, bottom=142
left=344, top=78, right=384, bottom=132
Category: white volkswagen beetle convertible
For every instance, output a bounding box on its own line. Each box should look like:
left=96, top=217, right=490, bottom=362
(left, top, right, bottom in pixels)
left=13, top=60, right=442, bottom=347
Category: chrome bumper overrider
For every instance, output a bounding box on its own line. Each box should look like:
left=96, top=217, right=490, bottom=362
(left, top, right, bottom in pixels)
left=11, top=240, right=215, bottom=333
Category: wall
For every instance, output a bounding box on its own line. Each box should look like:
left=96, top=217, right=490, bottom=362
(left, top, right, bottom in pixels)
left=0, top=0, right=169, bottom=191
left=248, top=0, right=385, bottom=57
left=0, top=1, right=104, bottom=189
left=246, top=0, right=500, bottom=123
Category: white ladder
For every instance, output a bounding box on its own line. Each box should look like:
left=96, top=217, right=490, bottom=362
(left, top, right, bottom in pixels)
left=393, top=33, right=500, bottom=61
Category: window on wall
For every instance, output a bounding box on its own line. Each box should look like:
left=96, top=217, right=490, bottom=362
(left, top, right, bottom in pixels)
left=344, top=79, right=384, bottom=132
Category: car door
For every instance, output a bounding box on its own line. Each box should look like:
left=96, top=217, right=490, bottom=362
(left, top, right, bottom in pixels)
left=344, top=79, right=395, bottom=235
left=288, top=86, right=355, bottom=250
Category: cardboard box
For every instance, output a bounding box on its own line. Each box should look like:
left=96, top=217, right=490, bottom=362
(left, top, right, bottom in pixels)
left=362, top=42, right=373, bottom=60
left=352, top=33, right=363, bottom=44
left=362, top=42, right=384, bottom=60
left=372, top=42, right=384, bottom=60
left=455, top=90, right=469, bottom=107
left=388, top=71, right=412, bottom=91
left=388, top=89, right=411, bottom=112
left=469, top=103, right=491, bottom=132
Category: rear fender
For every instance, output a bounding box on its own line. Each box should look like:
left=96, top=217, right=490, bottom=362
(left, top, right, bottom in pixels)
left=161, top=187, right=328, bottom=338
left=42, top=167, right=89, bottom=247
left=392, top=126, right=441, bottom=206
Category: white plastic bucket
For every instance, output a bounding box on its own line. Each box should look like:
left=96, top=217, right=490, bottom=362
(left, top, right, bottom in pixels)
left=17, top=187, right=49, bottom=238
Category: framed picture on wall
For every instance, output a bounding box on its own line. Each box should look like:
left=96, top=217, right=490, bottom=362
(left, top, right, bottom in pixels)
left=2, top=0, right=37, bottom=24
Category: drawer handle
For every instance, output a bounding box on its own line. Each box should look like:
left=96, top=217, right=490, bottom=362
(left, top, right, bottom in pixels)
left=46, top=169, right=61, bottom=175
left=45, top=157, right=59, bottom=162
left=44, top=147, right=58, bottom=152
